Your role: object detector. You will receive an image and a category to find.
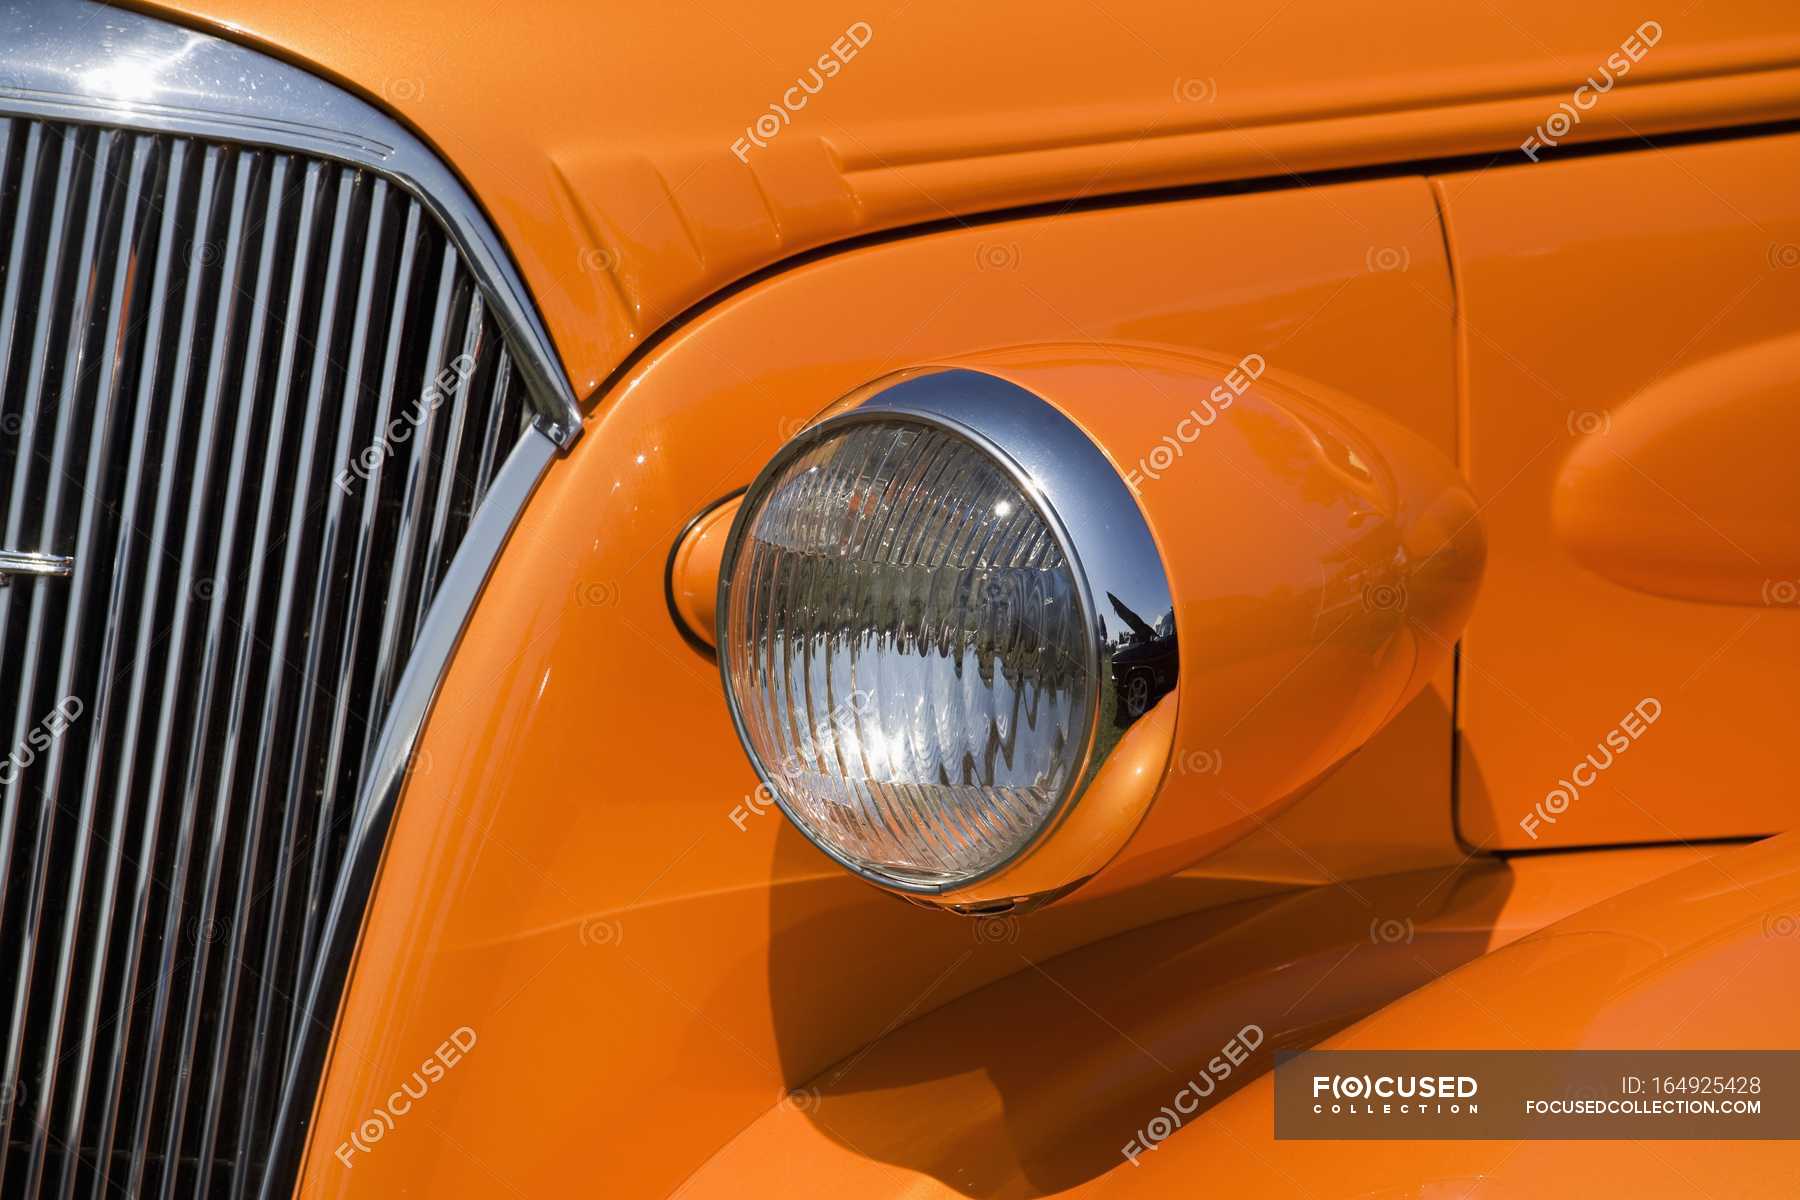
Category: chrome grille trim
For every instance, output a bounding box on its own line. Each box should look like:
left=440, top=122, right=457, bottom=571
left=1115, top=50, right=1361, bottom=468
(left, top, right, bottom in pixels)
left=0, top=3, right=579, bottom=1196
left=0, top=0, right=578, bottom=446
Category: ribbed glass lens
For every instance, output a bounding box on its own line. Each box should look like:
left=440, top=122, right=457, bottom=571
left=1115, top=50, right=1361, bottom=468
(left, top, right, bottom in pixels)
left=723, top=419, right=1093, bottom=888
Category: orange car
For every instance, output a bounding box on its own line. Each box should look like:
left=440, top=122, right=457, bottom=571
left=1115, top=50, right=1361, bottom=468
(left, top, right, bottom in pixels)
left=1, top=1, right=1797, bottom=1197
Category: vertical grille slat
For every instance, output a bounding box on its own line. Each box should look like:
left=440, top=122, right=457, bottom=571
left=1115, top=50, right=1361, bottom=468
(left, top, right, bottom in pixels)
left=286, top=178, right=391, bottom=1011
left=259, top=167, right=360, bottom=1080
left=332, top=198, right=422, bottom=790
left=471, top=349, right=515, bottom=504
left=0, top=129, right=117, bottom=1191
left=155, top=150, right=289, bottom=1198
left=58, top=133, right=188, bottom=1200
left=225, top=161, right=349, bottom=1196
left=23, top=131, right=155, bottom=1200
left=89, top=136, right=204, bottom=1200
left=421, top=292, right=485, bottom=610
left=0, top=117, right=11, bottom=386
left=0, top=121, right=45, bottom=520
left=195, top=156, right=322, bottom=1189
left=363, top=242, right=458, bottom=768
left=127, top=144, right=253, bottom=1200
left=0, top=126, right=75, bottom=657
left=0, top=106, right=545, bottom=1198
left=0, top=141, right=77, bottom=978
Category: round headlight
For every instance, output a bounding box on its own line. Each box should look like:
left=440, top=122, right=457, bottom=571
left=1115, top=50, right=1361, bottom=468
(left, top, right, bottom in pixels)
left=717, top=367, right=1176, bottom=897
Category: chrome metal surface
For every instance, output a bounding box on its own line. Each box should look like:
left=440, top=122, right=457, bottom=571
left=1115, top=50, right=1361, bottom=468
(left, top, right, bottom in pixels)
left=716, top=368, right=1178, bottom=896
left=0, top=2, right=572, bottom=1195
left=0, top=551, right=72, bottom=583
left=0, top=0, right=580, bottom=445
left=258, top=428, right=559, bottom=1200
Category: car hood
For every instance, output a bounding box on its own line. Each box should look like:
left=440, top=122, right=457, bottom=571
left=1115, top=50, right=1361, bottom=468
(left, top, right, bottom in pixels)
left=135, top=0, right=1800, bottom=400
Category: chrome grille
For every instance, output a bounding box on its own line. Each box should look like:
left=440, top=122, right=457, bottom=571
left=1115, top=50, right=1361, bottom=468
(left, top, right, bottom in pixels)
left=0, top=116, right=536, bottom=1197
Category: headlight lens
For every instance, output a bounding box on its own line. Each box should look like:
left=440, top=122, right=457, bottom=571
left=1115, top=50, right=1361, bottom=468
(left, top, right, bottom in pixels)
left=721, top=417, right=1094, bottom=890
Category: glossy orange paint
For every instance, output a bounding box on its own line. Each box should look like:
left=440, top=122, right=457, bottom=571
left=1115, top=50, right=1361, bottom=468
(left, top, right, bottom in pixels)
left=1555, top=331, right=1800, bottom=607
left=139, top=0, right=1800, bottom=398
left=293, top=177, right=1466, bottom=1196
left=1437, top=132, right=1800, bottom=851
left=668, top=494, right=740, bottom=649
left=46, top=3, right=1796, bottom=1194
left=672, top=842, right=1736, bottom=1198
left=1088, top=832, right=1800, bottom=1198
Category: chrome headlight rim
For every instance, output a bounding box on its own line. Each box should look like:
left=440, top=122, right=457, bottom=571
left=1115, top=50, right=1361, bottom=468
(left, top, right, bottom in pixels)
left=715, top=365, right=1177, bottom=897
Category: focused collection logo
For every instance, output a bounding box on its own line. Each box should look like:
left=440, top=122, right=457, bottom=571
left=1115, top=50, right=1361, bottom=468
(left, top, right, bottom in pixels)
left=1278, top=1050, right=1795, bottom=1140
left=1310, top=1072, right=1480, bottom=1117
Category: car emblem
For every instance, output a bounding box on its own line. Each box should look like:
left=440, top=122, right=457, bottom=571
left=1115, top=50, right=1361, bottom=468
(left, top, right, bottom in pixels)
left=0, top=550, right=73, bottom=586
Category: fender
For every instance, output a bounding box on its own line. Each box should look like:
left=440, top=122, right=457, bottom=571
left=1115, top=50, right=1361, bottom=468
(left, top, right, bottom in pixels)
left=1139, top=832, right=1800, bottom=1196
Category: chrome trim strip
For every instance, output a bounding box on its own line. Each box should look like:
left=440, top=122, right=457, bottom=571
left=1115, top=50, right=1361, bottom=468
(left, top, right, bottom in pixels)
left=0, top=0, right=582, bottom=447
left=716, top=368, right=1177, bottom=898
left=259, top=426, right=560, bottom=1200
left=0, top=550, right=72, bottom=581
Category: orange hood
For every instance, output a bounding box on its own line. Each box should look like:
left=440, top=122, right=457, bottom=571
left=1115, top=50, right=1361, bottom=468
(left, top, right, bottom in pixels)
left=136, top=0, right=1800, bottom=399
